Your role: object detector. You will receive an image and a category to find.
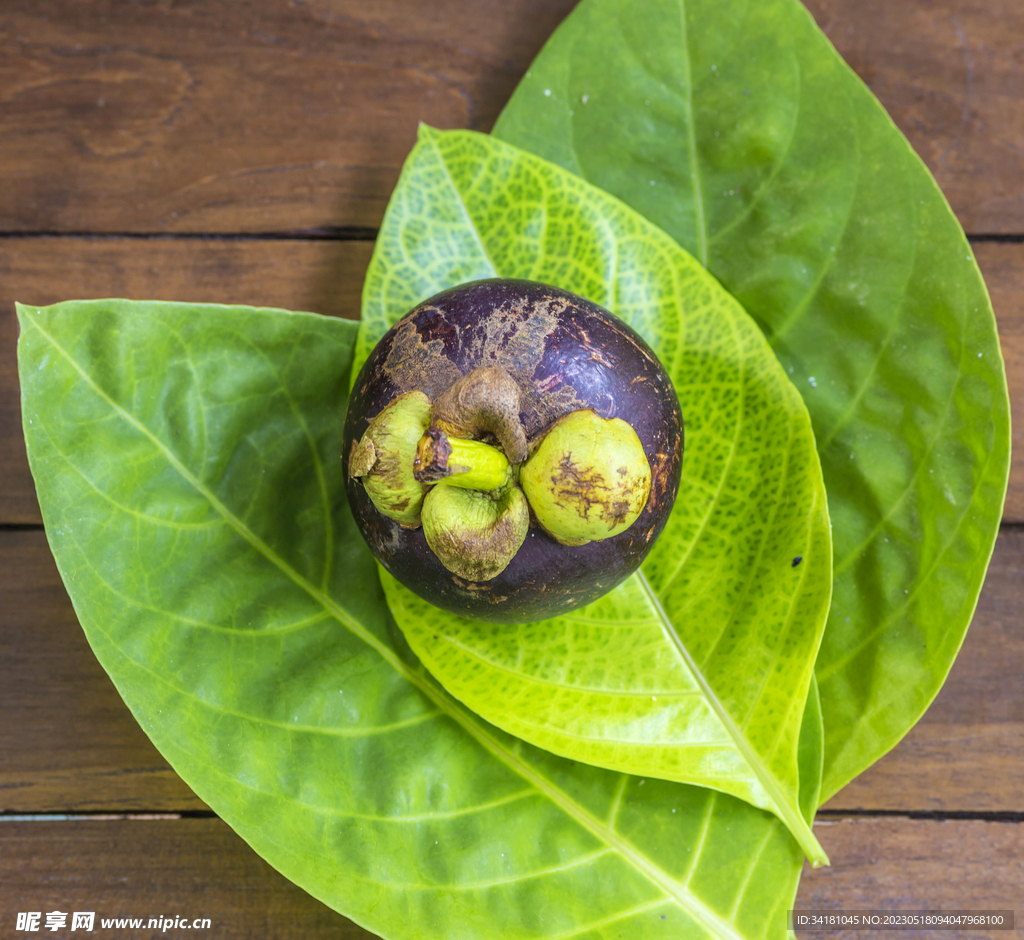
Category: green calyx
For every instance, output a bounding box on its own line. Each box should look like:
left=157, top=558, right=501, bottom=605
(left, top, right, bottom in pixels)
left=414, top=428, right=513, bottom=491
left=348, top=391, right=432, bottom=526
left=421, top=482, right=530, bottom=582
left=350, top=371, right=525, bottom=577
left=353, top=370, right=652, bottom=580
left=520, top=409, right=651, bottom=546
left=411, top=416, right=520, bottom=580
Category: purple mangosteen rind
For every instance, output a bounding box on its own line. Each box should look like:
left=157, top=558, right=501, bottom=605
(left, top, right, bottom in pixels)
left=343, top=278, right=684, bottom=624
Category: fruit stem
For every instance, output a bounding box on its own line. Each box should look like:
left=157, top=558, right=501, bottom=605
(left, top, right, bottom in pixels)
left=415, top=427, right=513, bottom=492
left=432, top=366, right=528, bottom=465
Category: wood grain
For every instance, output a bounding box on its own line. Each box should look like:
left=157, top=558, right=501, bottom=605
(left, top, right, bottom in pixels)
left=0, top=817, right=368, bottom=938
left=0, top=816, right=1017, bottom=938
left=796, top=818, right=1022, bottom=936
left=1, top=525, right=1020, bottom=814
left=0, top=0, right=1020, bottom=235
left=0, top=0, right=576, bottom=234
left=0, top=529, right=204, bottom=813
left=1, top=237, right=1020, bottom=525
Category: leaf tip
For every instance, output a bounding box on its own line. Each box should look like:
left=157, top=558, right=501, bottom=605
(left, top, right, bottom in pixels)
left=416, top=123, right=440, bottom=143
left=14, top=302, right=42, bottom=341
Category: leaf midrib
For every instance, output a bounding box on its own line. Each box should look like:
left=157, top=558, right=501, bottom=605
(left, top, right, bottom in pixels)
left=636, top=570, right=827, bottom=866
left=27, top=313, right=747, bottom=940
left=676, top=0, right=708, bottom=267
left=424, top=128, right=501, bottom=278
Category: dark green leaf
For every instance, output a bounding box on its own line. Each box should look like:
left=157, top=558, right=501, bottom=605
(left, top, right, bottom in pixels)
left=493, top=0, right=1011, bottom=800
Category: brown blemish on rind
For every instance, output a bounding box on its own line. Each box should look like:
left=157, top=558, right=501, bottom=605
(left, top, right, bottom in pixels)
left=382, top=312, right=464, bottom=401
left=464, top=293, right=583, bottom=431
left=647, top=448, right=675, bottom=517
left=583, top=344, right=616, bottom=369
left=385, top=288, right=602, bottom=449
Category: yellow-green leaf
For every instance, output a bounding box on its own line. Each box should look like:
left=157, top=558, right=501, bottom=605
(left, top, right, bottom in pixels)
left=359, top=127, right=831, bottom=864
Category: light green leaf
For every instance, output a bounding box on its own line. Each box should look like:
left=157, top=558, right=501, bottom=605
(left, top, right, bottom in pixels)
left=358, top=127, right=831, bottom=863
left=20, top=298, right=812, bottom=939
left=493, top=0, right=1011, bottom=801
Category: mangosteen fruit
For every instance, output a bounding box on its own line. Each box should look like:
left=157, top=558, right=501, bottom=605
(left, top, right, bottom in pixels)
left=343, top=278, right=683, bottom=624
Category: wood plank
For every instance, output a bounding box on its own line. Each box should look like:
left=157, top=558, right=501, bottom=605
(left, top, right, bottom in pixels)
left=0, top=237, right=372, bottom=524
left=1, top=238, right=1021, bottom=525
left=1, top=526, right=1020, bottom=814
left=0, top=0, right=577, bottom=234
left=796, top=818, right=1022, bottom=935
left=823, top=527, right=1024, bottom=812
left=0, top=1, right=1020, bottom=235
left=0, top=816, right=1018, bottom=938
left=0, top=529, right=205, bottom=812
left=0, top=817, right=367, bottom=938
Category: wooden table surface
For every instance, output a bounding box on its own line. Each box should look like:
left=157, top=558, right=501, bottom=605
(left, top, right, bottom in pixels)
left=1, top=1, right=1020, bottom=937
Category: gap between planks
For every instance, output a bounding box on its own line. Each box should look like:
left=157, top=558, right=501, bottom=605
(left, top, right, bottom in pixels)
left=2, top=810, right=1022, bottom=823
left=0, top=231, right=1018, bottom=242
